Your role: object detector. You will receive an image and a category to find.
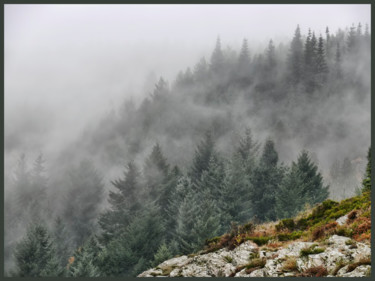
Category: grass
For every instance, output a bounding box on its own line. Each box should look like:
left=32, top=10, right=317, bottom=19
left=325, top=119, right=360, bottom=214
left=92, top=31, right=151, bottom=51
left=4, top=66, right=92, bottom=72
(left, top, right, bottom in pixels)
left=346, top=257, right=371, bottom=273
left=300, top=245, right=325, bottom=257
left=223, top=256, right=233, bottom=263
left=282, top=257, right=298, bottom=272
left=298, top=266, right=328, bottom=277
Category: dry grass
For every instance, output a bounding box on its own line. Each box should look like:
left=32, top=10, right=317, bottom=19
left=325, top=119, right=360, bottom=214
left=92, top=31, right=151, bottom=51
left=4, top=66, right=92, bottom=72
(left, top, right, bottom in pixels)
left=297, top=266, right=328, bottom=277
left=282, top=257, right=298, bottom=272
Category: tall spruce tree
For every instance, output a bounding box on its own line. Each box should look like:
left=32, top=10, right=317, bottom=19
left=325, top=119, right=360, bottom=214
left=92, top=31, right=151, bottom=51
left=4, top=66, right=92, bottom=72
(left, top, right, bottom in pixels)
left=63, top=160, right=105, bottom=248
left=362, top=147, right=371, bottom=192
left=295, top=150, right=329, bottom=205
left=250, top=139, right=284, bottom=221
left=288, top=25, right=304, bottom=85
left=189, top=131, right=216, bottom=183
left=210, top=37, right=224, bottom=75
left=316, top=34, right=328, bottom=86
left=99, top=161, right=141, bottom=243
left=13, top=224, right=63, bottom=277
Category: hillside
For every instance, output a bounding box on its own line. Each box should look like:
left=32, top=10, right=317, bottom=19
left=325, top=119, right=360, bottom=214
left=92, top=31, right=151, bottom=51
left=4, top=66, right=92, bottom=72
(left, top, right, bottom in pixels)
left=139, top=192, right=371, bottom=277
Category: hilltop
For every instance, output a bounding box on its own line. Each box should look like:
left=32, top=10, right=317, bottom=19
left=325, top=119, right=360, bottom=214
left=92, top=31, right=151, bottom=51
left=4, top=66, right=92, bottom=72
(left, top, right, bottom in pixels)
left=139, top=191, right=371, bottom=277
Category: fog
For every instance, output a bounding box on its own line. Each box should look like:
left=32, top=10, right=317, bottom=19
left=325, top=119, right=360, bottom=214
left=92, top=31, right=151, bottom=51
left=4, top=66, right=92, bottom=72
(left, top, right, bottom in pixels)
left=4, top=4, right=371, bottom=275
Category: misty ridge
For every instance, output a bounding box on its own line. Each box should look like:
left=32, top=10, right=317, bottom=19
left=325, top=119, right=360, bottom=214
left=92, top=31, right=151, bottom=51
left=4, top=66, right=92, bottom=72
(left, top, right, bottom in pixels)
left=4, top=22, right=371, bottom=277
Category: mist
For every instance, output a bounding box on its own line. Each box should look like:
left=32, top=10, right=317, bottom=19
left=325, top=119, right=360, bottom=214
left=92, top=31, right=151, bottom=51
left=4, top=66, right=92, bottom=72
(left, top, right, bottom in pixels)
left=4, top=4, right=371, bottom=276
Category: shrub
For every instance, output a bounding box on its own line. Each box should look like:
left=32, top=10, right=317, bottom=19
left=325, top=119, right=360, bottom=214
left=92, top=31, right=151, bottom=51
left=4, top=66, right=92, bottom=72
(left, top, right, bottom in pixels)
left=246, top=236, right=272, bottom=246
left=300, top=245, right=325, bottom=257
left=298, top=266, right=328, bottom=277
left=335, top=226, right=353, bottom=237
left=278, top=231, right=303, bottom=241
left=347, top=257, right=371, bottom=272
left=275, top=219, right=295, bottom=232
left=282, top=257, right=297, bottom=272
left=245, top=258, right=266, bottom=274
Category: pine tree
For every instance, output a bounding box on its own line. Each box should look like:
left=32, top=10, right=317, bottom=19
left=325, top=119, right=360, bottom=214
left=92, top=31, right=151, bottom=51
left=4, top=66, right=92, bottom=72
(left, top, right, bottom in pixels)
left=63, top=160, right=105, bottom=248
left=210, top=37, right=224, bottom=75
left=266, top=39, right=277, bottom=71
left=347, top=24, right=357, bottom=53
left=335, top=42, right=343, bottom=79
left=101, top=203, right=165, bottom=276
left=250, top=139, right=283, bottom=221
left=99, top=161, right=141, bottom=243
left=295, top=150, right=329, bottom=205
left=53, top=217, right=73, bottom=268
left=14, top=224, right=63, bottom=277
left=316, top=34, right=328, bottom=86
left=275, top=165, right=306, bottom=219
left=144, top=143, right=169, bottom=200
left=288, top=25, right=304, bottom=85
left=67, top=236, right=102, bottom=277
left=189, top=131, right=216, bottom=183
left=151, top=242, right=173, bottom=267
left=237, top=38, right=251, bottom=85
left=362, top=147, right=371, bottom=192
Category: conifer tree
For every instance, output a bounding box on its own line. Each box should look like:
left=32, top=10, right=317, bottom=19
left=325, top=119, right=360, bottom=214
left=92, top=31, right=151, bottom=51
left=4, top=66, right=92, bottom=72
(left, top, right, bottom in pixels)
left=144, top=143, right=169, bottom=200
left=250, top=139, right=283, bottom=221
left=99, top=161, right=141, bottom=243
left=288, top=25, right=304, bottom=85
left=295, top=150, right=329, bottom=205
left=67, top=236, right=102, bottom=277
left=151, top=242, right=173, bottom=267
left=189, top=131, right=216, bottom=183
left=210, top=37, right=224, bottom=75
left=53, top=217, right=73, bottom=268
left=14, top=224, right=63, bottom=277
left=237, top=38, right=251, bottom=85
left=362, top=147, right=371, bottom=192
left=316, top=34, right=328, bottom=86
left=63, top=160, right=105, bottom=248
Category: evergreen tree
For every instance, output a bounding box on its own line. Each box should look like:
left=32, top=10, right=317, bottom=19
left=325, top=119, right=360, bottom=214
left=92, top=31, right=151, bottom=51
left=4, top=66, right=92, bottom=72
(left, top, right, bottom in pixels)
left=295, top=150, right=329, bottom=205
left=316, top=34, right=328, bottom=86
left=99, top=161, right=141, bottom=243
left=362, top=147, right=371, bottom=192
left=347, top=24, right=357, bottom=53
left=53, top=216, right=73, bottom=268
left=165, top=176, right=192, bottom=240
left=266, top=39, right=277, bottom=71
left=101, top=203, right=165, bottom=276
left=144, top=143, right=169, bottom=200
left=151, top=242, right=173, bottom=267
left=237, top=38, right=251, bottom=85
left=334, top=42, right=343, bottom=79
left=63, top=160, right=105, bottom=248
left=189, top=131, right=216, bottom=183
left=250, top=139, right=283, bottom=221
left=14, top=224, right=63, bottom=277
left=275, top=165, right=306, bottom=219
left=67, top=236, right=102, bottom=277
left=210, top=37, right=224, bottom=75
left=288, top=25, right=304, bottom=85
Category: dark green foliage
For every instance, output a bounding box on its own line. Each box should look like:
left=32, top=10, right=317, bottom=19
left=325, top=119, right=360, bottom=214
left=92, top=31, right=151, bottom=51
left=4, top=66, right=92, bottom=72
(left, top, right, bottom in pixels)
left=246, top=236, right=272, bottom=246
left=277, top=231, right=303, bottom=241
left=189, top=131, right=216, bottom=183
left=362, top=147, right=371, bottom=192
left=63, top=160, right=105, bottom=248
left=53, top=216, right=73, bottom=268
left=296, top=151, right=329, bottom=206
left=250, top=139, right=284, bottom=221
left=101, top=203, right=165, bottom=276
left=288, top=25, right=304, bottom=85
left=14, top=224, right=63, bottom=277
left=152, top=242, right=173, bottom=267
left=67, top=236, right=102, bottom=277
left=275, top=219, right=295, bottom=232
left=99, top=161, right=141, bottom=243
left=300, top=245, right=325, bottom=257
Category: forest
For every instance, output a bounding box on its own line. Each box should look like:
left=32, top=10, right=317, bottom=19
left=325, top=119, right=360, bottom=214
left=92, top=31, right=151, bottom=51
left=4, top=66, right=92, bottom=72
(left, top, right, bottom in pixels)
left=4, top=23, right=371, bottom=277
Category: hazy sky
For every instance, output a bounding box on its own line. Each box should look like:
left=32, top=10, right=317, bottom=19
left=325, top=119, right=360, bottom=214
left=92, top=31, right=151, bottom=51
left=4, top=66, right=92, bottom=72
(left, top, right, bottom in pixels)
left=4, top=4, right=371, bottom=156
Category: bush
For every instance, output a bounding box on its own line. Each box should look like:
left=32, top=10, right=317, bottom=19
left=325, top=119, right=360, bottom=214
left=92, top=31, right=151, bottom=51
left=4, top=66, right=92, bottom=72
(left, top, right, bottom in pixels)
left=300, top=245, right=325, bottom=257
left=275, top=219, right=295, bottom=232
left=298, top=266, right=328, bottom=277
left=278, top=231, right=303, bottom=241
left=282, top=257, right=297, bottom=272
left=245, top=236, right=272, bottom=246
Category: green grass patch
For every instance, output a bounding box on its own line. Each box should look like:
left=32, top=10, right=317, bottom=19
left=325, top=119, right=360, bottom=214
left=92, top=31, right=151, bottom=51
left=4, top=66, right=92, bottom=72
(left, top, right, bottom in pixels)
left=300, top=245, right=325, bottom=257
left=245, top=236, right=272, bottom=246
left=278, top=231, right=303, bottom=241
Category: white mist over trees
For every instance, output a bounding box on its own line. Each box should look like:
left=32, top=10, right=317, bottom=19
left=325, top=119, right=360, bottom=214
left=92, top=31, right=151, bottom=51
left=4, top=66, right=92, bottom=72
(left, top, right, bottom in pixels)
left=4, top=5, right=371, bottom=278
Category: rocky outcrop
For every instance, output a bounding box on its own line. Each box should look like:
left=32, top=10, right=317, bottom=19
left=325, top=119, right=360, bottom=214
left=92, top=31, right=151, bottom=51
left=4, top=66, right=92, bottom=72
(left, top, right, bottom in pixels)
left=138, top=235, right=371, bottom=277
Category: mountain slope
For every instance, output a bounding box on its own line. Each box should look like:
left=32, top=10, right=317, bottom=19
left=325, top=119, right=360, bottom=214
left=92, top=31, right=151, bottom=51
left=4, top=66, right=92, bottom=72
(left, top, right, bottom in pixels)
left=139, top=192, right=371, bottom=277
